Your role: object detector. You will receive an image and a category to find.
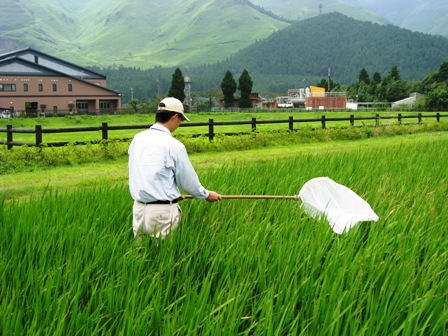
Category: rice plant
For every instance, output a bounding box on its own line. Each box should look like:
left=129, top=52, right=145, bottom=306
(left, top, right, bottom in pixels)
left=1, top=136, right=447, bottom=335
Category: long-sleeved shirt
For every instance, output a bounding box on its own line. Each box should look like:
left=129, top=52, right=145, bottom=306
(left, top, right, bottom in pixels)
left=128, top=124, right=209, bottom=202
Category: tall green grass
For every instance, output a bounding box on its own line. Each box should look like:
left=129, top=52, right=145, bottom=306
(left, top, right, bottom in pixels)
left=1, top=136, right=447, bottom=335
left=2, top=122, right=448, bottom=174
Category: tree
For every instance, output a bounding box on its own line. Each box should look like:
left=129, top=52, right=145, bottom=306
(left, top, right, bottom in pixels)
left=356, top=81, right=371, bottom=102
left=220, top=70, right=237, bottom=108
left=371, top=72, right=382, bottom=86
left=388, top=65, right=401, bottom=81
left=168, top=68, right=185, bottom=103
left=128, top=98, right=139, bottom=114
left=421, top=71, right=439, bottom=93
left=204, top=87, right=222, bottom=111
left=425, top=83, right=448, bottom=110
left=316, top=78, right=339, bottom=91
left=369, top=71, right=382, bottom=99
left=238, top=69, right=253, bottom=108
left=358, top=68, right=370, bottom=85
left=385, top=80, right=408, bottom=102
left=437, top=61, right=448, bottom=83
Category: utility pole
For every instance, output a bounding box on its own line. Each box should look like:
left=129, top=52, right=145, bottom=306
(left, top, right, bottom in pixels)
left=131, top=88, right=134, bottom=100
left=327, top=65, right=331, bottom=91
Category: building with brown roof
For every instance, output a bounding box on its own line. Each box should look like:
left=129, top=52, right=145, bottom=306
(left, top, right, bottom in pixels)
left=0, top=47, right=121, bottom=116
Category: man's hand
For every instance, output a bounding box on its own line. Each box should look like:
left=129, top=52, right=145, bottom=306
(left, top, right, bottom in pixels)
left=206, top=191, right=222, bottom=203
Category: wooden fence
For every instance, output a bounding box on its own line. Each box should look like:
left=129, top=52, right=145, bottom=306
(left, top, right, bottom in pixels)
left=0, top=113, right=446, bottom=150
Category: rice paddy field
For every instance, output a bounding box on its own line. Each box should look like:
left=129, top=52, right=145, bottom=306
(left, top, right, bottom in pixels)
left=1, top=132, right=448, bottom=335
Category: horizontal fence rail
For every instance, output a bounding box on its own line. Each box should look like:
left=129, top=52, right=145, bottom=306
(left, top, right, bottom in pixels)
left=0, top=113, right=446, bottom=149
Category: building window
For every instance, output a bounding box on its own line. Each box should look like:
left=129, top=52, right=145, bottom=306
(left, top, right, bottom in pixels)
left=52, top=84, right=57, bottom=92
left=0, top=84, right=16, bottom=91
left=76, top=101, right=88, bottom=113
left=100, top=101, right=111, bottom=113
left=24, top=83, right=28, bottom=92
left=68, top=84, right=72, bottom=92
left=38, top=84, right=43, bottom=92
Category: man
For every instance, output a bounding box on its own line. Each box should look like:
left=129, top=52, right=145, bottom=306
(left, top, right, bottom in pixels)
left=128, top=97, right=222, bottom=239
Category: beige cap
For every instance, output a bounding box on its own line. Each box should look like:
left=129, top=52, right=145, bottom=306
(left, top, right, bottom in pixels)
left=157, top=97, right=190, bottom=121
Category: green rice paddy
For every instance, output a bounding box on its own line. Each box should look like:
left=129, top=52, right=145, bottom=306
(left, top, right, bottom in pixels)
left=1, top=132, right=447, bottom=335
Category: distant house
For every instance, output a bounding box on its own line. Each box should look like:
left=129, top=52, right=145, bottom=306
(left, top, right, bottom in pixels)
left=391, top=92, right=423, bottom=109
left=220, top=92, right=264, bottom=109
left=0, top=47, right=121, bottom=116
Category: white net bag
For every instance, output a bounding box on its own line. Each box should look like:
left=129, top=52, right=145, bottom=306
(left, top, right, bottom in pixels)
left=298, top=177, right=379, bottom=234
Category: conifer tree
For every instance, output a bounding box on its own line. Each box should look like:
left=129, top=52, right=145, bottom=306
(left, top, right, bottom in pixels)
left=220, top=70, right=237, bottom=108
left=168, top=68, right=186, bottom=103
left=369, top=71, right=382, bottom=99
left=238, top=69, right=253, bottom=108
left=358, top=68, right=370, bottom=85
left=388, top=65, right=401, bottom=81
left=371, top=72, right=382, bottom=86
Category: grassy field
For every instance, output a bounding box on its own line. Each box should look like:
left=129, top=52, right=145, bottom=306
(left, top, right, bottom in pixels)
left=1, top=129, right=447, bottom=334
left=2, top=127, right=448, bottom=200
left=1, top=111, right=445, bottom=144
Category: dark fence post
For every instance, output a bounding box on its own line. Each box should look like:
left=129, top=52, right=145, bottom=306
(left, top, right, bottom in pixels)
left=418, top=113, right=422, bottom=124
left=436, top=112, right=440, bottom=122
left=350, top=115, right=354, bottom=126
left=398, top=113, right=402, bottom=125
left=102, top=122, right=108, bottom=140
left=289, top=116, right=293, bottom=131
left=251, top=117, right=256, bottom=131
left=35, top=125, right=42, bottom=146
left=208, top=119, right=214, bottom=141
left=375, top=114, right=380, bottom=127
left=7, top=125, right=13, bottom=150
left=321, top=115, right=326, bottom=129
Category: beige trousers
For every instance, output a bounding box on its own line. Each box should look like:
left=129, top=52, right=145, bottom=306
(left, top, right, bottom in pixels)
left=132, top=201, right=182, bottom=239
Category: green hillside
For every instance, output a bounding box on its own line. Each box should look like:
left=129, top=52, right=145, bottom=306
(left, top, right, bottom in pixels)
left=95, top=13, right=448, bottom=98
left=1, top=0, right=447, bottom=70
left=186, top=13, right=448, bottom=92
left=0, top=0, right=398, bottom=70
left=2, top=1, right=448, bottom=98
left=0, top=0, right=289, bottom=68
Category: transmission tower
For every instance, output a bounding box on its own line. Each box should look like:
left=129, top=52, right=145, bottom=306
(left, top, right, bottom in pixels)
left=318, top=4, right=323, bottom=15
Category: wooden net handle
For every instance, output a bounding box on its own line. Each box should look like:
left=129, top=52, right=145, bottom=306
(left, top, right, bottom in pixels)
left=183, top=195, right=300, bottom=201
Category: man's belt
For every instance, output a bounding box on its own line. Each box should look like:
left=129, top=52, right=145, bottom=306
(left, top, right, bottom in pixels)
left=138, top=199, right=178, bottom=205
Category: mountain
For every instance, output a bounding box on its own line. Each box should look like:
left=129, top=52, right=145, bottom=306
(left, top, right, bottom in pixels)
left=0, top=0, right=290, bottom=68
left=343, top=0, right=448, bottom=37
left=251, top=0, right=389, bottom=24
left=253, top=0, right=448, bottom=37
left=1, top=0, right=422, bottom=70
left=221, top=12, right=448, bottom=81
left=98, top=13, right=448, bottom=97
left=2, top=0, right=447, bottom=97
